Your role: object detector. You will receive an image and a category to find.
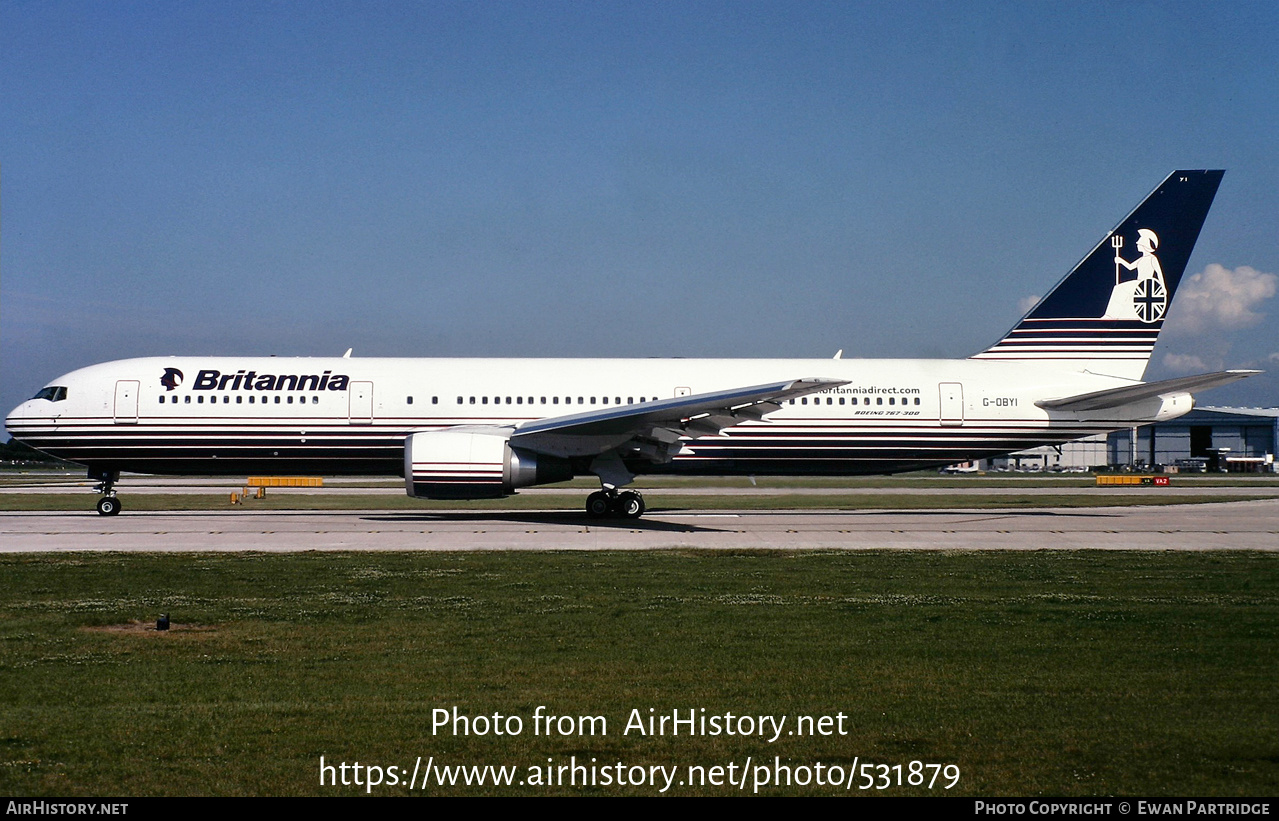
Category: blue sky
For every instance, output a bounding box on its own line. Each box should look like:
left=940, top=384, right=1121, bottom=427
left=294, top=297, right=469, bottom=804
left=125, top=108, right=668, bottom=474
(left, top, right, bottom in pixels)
left=3, top=1, right=1278, bottom=416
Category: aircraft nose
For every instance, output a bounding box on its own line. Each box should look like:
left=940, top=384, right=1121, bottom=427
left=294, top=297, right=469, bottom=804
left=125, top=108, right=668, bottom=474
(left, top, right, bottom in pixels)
left=6, top=400, right=38, bottom=438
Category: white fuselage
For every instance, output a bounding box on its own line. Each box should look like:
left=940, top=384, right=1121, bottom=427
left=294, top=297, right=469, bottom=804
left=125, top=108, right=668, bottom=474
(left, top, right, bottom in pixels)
left=5, top=355, right=1183, bottom=480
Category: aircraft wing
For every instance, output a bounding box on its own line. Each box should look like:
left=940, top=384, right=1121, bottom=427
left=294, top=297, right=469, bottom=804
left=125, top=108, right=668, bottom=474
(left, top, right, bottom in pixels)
left=509, top=377, right=848, bottom=459
left=1036, top=370, right=1261, bottom=412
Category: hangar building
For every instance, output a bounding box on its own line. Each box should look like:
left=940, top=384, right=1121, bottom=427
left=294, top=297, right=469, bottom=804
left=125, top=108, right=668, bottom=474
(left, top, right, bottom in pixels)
left=1107, top=406, right=1279, bottom=472
left=984, top=407, right=1278, bottom=472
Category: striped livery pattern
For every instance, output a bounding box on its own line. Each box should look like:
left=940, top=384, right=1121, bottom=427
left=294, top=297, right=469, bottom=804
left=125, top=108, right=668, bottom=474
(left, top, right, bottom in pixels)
left=971, top=318, right=1162, bottom=368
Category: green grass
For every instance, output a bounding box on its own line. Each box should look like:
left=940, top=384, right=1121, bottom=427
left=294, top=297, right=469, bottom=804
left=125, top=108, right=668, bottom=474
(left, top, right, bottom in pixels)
left=2, top=550, right=1277, bottom=796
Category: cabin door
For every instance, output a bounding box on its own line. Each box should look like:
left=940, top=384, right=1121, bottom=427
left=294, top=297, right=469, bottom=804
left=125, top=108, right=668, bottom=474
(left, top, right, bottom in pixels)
left=939, top=382, right=964, bottom=427
left=113, top=380, right=139, bottom=424
left=349, top=381, right=374, bottom=424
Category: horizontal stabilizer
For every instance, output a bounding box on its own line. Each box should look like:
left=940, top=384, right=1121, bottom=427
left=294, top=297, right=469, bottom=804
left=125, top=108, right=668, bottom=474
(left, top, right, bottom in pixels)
left=1036, top=370, right=1261, bottom=412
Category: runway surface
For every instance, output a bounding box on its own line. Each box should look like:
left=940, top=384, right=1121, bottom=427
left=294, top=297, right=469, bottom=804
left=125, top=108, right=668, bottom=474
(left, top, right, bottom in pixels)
left=3, top=500, right=1277, bottom=552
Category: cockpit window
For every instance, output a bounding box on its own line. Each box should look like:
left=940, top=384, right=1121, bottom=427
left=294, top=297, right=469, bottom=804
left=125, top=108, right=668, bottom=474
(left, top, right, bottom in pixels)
left=32, top=386, right=68, bottom=402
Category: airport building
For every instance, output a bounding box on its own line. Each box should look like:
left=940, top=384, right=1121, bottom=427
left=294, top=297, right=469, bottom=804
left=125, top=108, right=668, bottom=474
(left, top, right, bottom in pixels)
left=1106, top=406, right=1279, bottom=472
left=985, top=434, right=1107, bottom=472
left=986, top=407, right=1279, bottom=473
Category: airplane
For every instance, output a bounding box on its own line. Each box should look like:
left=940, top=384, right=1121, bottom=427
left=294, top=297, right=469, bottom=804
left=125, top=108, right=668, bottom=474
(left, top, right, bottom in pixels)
left=5, top=169, right=1260, bottom=518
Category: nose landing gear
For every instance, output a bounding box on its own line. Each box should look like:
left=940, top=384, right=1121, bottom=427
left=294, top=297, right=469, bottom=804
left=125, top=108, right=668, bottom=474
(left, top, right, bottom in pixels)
left=585, top=488, right=646, bottom=519
left=91, top=470, right=121, bottom=516
left=95, top=495, right=121, bottom=516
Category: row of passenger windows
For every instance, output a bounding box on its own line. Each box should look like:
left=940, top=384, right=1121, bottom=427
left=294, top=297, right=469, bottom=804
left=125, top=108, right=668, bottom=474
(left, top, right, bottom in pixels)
left=156, top=394, right=660, bottom=407
left=456, top=395, right=651, bottom=406
left=789, top=396, right=921, bottom=406
left=156, top=393, right=920, bottom=408
left=159, top=395, right=321, bottom=405
left=444, top=395, right=913, bottom=407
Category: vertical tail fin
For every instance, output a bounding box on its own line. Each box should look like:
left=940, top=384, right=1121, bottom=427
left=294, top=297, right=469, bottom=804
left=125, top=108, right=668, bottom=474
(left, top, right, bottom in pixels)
left=971, top=170, right=1224, bottom=380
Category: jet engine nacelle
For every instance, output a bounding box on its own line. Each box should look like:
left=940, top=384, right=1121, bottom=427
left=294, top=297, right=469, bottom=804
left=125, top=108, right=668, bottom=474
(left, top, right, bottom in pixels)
left=404, top=428, right=573, bottom=499
left=1152, top=392, right=1194, bottom=422
left=1071, top=392, right=1195, bottom=425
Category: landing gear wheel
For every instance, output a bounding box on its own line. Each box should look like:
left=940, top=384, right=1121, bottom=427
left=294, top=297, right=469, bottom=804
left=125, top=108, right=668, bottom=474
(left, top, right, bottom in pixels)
left=96, top=496, right=121, bottom=516
left=585, top=491, right=612, bottom=518
left=615, top=490, right=645, bottom=519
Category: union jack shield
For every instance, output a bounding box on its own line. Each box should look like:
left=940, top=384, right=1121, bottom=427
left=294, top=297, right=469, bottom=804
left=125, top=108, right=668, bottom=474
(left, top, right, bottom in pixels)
left=1133, top=279, right=1167, bottom=323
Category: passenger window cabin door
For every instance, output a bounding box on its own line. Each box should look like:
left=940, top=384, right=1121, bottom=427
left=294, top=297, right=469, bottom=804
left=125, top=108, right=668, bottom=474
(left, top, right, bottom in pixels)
left=349, top=381, right=374, bottom=424
left=114, top=380, right=140, bottom=424
left=939, top=382, right=964, bottom=427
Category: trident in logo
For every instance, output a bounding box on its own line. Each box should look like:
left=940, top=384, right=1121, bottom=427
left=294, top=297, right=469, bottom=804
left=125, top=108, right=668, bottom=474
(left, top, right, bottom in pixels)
left=1103, top=229, right=1165, bottom=323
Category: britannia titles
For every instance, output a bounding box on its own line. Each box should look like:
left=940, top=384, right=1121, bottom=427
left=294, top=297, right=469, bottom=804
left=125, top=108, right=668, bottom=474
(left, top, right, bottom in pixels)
left=191, top=369, right=351, bottom=392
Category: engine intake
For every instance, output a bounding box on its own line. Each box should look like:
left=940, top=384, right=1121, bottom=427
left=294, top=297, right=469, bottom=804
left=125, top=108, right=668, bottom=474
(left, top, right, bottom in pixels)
left=404, top=428, right=572, bottom=499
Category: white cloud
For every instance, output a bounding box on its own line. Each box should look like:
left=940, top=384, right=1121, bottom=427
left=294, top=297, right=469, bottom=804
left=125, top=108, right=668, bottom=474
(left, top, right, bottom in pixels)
left=1173, top=264, right=1277, bottom=333
left=1162, top=353, right=1213, bottom=373
left=1017, top=294, right=1040, bottom=314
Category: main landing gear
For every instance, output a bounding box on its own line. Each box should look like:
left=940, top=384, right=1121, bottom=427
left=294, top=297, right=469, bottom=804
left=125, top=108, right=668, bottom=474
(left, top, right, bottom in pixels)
left=585, top=488, right=646, bottom=519
left=91, top=470, right=122, bottom=516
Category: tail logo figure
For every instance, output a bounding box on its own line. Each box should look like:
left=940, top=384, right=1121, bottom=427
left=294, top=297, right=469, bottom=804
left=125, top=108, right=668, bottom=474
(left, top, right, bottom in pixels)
left=1103, top=228, right=1166, bottom=323
left=160, top=368, right=184, bottom=391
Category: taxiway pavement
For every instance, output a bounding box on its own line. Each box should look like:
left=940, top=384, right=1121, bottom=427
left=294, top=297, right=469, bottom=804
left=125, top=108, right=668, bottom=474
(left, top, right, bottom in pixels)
left=2, top=500, right=1276, bottom=552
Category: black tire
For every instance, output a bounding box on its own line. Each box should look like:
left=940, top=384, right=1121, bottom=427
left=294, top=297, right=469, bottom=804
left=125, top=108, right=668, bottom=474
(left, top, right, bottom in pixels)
left=616, top=490, right=645, bottom=519
left=96, top=496, right=121, bottom=516
left=585, top=491, right=612, bottom=518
